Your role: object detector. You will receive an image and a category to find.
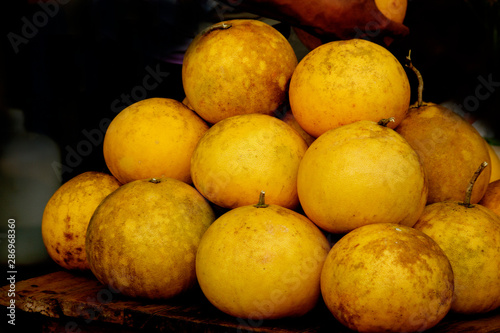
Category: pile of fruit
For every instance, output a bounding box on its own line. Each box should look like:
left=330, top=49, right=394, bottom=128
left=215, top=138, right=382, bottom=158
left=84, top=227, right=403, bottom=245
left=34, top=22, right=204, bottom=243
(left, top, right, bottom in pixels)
left=41, top=18, right=500, bottom=333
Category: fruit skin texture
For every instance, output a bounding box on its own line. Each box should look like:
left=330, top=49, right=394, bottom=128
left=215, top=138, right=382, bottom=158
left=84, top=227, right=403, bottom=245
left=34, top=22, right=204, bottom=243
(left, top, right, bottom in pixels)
left=374, top=0, right=407, bottom=25
left=191, top=114, right=308, bottom=209
left=413, top=201, right=500, bottom=314
left=42, top=171, right=121, bottom=270
left=321, top=223, right=454, bottom=333
left=396, top=103, right=491, bottom=204
left=297, top=120, right=427, bottom=234
left=289, top=39, right=410, bottom=138
left=479, top=179, right=500, bottom=216
left=182, top=96, right=195, bottom=111
left=281, top=110, right=315, bottom=146
left=103, top=97, right=209, bottom=185
left=86, top=177, right=215, bottom=299
left=196, top=202, right=330, bottom=320
left=486, top=143, right=500, bottom=182
left=182, top=19, right=298, bottom=124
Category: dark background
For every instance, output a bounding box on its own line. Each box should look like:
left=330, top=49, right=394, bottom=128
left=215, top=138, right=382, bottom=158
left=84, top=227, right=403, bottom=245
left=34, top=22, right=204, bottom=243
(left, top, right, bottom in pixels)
left=0, top=0, right=499, bottom=280
left=1, top=0, right=500, bottom=180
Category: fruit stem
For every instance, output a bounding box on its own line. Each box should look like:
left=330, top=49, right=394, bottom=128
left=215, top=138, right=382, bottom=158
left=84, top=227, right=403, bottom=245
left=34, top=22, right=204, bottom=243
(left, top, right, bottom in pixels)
left=149, top=178, right=161, bottom=184
left=378, top=117, right=395, bottom=127
left=202, top=22, right=232, bottom=36
left=254, top=191, right=269, bottom=208
left=459, top=161, right=488, bottom=208
left=405, top=50, right=424, bottom=108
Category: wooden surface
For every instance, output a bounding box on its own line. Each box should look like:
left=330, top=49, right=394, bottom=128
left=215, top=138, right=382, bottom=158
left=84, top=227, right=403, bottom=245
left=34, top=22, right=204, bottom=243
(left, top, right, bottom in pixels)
left=2, top=270, right=500, bottom=332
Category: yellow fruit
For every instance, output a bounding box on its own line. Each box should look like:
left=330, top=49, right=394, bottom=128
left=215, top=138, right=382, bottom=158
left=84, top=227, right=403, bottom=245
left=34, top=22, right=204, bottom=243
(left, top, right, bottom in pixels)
left=289, top=39, right=410, bottom=137
left=375, top=0, right=407, bottom=24
left=413, top=202, right=500, bottom=313
left=396, top=103, right=491, bottom=204
left=41, top=171, right=121, bottom=270
left=196, top=192, right=330, bottom=320
left=103, top=97, right=209, bottom=184
left=297, top=119, right=427, bottom=234
left=486, top=142, right=500, bottom=182
left=479, top=179, right=500, bottom=216
left=191, top=113, right=308, bottom=209
left=182, top=96, right=195, bottom=111
left=414, top=162, right=500, bottom=314
left=321, top=223, right=454, bottom=333
left=86, top=177, right=215, bottom=299
left=182, top=19, right=298, bottom=124
left=281, top=110, right=315, bottom=146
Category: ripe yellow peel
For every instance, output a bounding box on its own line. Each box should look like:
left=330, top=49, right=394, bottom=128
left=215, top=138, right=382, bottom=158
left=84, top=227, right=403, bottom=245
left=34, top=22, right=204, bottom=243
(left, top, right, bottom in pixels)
left=191, top=114, right=308, bottom=209
left=297, top=120, right=427, bottom=233
left=414, top=201, right=500, bottom=314
left=486, top=143, right=500, bottom=182
left=321, top=223, right=454, bottom=332
left=396, top=103, right=491, bottom=204
left=196, top=202, right=330, bottom=319
left=282, top=111, right=315, bottom=146
left=182, top=19, right=298, bottom=124
left=289, top=39, right=410, bottom=137
left=374, top=0, right=407, bottom=23
left=42, top=171, right=121, bottom=270
left=480, top=179, right=500, bottom=216
left=86, top=177, right=215, bottom=299
left=103, top=98, right=209, bottom=184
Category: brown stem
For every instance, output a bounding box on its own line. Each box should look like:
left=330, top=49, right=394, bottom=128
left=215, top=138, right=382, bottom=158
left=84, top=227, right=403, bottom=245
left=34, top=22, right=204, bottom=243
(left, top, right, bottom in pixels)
left=378, top=117, right=395, bottom=127
left=202, top=22, right=232, bottom=36
left=149, top=178, right=161, bottom=184
left=405, top=50, right=424, bottom=108
left=254, top=191, right=269, bottom=208
left=459, top=161, right=488, bottom=208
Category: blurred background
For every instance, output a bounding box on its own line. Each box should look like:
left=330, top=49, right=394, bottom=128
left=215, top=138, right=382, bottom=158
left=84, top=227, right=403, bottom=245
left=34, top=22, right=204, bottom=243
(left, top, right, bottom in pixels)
left=0, top=0, right=499, bottom=281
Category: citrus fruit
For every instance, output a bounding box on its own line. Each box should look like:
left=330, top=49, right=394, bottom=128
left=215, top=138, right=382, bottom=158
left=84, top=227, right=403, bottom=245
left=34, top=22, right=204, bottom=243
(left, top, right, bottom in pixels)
left=479, top=179, right=500, bottom=216
left=414, top=201, right=500, bottom=314
left=41, top=171, right=121, bottom=270
left=86, top=177, right=215, bottom=299
left=486, top=142, right=500, bottom=182
left=196, top=192, right=331, bottom=320
left=375, top=0, right=407, bottom=24
left=182, top=96, right=195, bottom=111
left=182, top=19, right=297, bottom=124
left=289, top=38, right=410, bottom=137
left=321, top=223, right=454, bottom=333
left=396, top=103, right=491, bottom=204
left=413, top=163, right=500, bottom=313
left=103, top=97, right=209, bottom=184
left=297, top=119, right=427, bottom=234
left=191, top=113, right=308, bottom=209
left=281, top=110, right=315, bottom=146
left=397, top=55, right=491, bottom=204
